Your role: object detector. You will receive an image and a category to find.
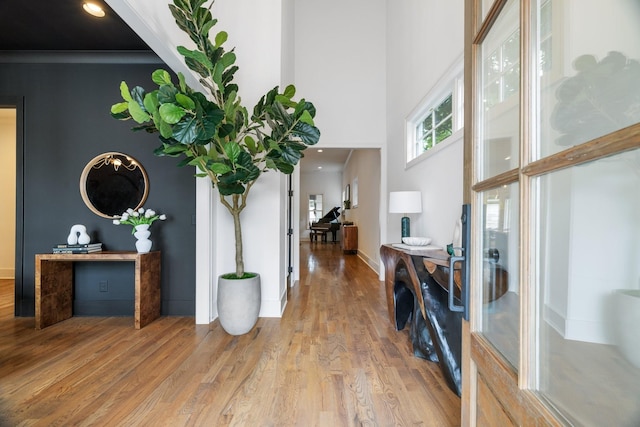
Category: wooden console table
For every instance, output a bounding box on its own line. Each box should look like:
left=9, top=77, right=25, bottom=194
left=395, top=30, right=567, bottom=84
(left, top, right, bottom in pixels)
left=35, top=251, right=161, bottom=330
left=380, top=244, right=456, bottom=328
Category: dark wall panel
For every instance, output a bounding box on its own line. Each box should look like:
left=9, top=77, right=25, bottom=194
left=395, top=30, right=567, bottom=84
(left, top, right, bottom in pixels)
left=0, top=53, right=196, bottom=316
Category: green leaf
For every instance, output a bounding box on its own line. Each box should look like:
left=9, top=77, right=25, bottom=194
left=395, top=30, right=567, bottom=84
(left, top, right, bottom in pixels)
left=295, top=101, right=316, bottom=119
left=218, top=181, right=245, bottom=196
left=172, top=116, right=199, bottom=144
left=143, top=92, right=160, bottom=118
left=159, top=104, right=187, bottom=124
left=222, top=67, right=238, bottom=88
left=218, top=123, right=235, bottom=139
left=152, top=69, right=173, bottom=86
left=158, top=85, right=178, bottom=104
left=176, top=157, right=192, bottom=167
left=215, top=31, right=228, bottom=47
left=283, top=84, right=296, bottom=99
left=186, top=155, right=207, bottom=166
left=236, top=151, right=260, bottom=181
left=175, top=93, right=196, bottom=110
left=209, top=162, right=232, bottom=175
left=177, top=46, right=213, bottom=72
left=161, top=144, right=189, bottom=155
left=273, top=160, right=294, bottom=174
left=110, top=102, right=128, bottom=114
left=265, top=86, right=278, bottom=106
left=268, top=102, right=293, bottom=128
left=224, top=142, right=241, bottom=163
left=158, top=116, right=173, bottom=139
left=201, top=20, right=216, bottom=39
left=178, top=72, right=188, bottom=92
left=298, top=110, right=314, bottom=126
left=220, top=51, right=236, bottom=68
left=292, top=122, right=321, bottom=145
left=279, top=145, right=303, bottom=164
left=275, top=94, right=296, bottom=108
left=244, top=135, right=257, bottom=155
left=128, top=100, right=150, bottom=123
left=131, top=86, right=147, bottom=111
left=184, top=57, right=211, bottom=81
left=110, top=110, right=130, bottom=120
left=120, top=81, right=132, bottom=101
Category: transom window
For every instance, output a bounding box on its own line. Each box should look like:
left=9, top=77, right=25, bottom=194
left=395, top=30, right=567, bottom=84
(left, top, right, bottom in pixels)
left=415, top=94, right=453, bottom=153
left=406, top=58, right=464, bottom=165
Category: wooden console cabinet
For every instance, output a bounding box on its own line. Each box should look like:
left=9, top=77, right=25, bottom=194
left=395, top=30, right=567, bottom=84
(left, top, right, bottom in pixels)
left=35, top=251, right=161, bottom=330
left=341, top=225, right=358, bottom=253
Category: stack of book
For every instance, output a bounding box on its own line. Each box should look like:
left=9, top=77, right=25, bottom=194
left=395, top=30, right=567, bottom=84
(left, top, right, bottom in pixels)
left=52, top=243, right=103, bottom=254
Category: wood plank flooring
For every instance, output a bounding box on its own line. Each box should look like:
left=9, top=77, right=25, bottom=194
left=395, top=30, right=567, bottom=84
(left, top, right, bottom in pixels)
left=0, top=243, right=461, bottom=426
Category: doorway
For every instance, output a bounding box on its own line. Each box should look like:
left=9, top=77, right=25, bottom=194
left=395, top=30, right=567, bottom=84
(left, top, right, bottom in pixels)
left=299, top=148, right=382, bottom=274
left=0, top=106, right=16, bottom=313
left=1, top=97, right=24, bottom=316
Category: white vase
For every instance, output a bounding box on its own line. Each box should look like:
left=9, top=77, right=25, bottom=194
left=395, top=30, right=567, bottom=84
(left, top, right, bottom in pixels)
left=134, top=224, right=152, bottom=253
left=217, top=274, right=261, bottom=335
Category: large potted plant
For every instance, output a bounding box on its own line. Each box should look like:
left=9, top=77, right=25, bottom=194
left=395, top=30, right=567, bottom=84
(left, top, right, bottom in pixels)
left=110, top=0, right=320, bottom=334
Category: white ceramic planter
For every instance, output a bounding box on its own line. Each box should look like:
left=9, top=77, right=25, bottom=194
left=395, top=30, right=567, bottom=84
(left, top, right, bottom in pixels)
left=134, top=224, right=152, bottom=253
left=217, top=274, right=261, bottom=335
left=613, top=289, right=640, bottom=369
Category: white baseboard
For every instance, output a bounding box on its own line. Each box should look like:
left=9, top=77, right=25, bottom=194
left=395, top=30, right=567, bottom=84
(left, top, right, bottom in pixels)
left=544, top=303, right=614, bottom=345
left=259, top=295, right=285, bottom=318
left=357, top=250, right=379, bottom=274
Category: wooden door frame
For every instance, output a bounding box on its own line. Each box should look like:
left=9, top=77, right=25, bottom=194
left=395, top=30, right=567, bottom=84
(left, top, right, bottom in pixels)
left=461, top=1, right=563, bottom=424
left=463, top=0, right=640, bottom=424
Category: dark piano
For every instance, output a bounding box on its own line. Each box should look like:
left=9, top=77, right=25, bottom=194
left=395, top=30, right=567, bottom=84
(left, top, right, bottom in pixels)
left=310, top=206, right=341, bottom=243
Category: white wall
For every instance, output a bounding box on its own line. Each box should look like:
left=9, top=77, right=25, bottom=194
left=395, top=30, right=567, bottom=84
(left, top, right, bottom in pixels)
left=0, top=109, right=16, bottom=279
left=343, top=149, right=381, bottom=271
left=294, top=0, right=386, bottom=148
left=384, top=1, right=465, bottom=249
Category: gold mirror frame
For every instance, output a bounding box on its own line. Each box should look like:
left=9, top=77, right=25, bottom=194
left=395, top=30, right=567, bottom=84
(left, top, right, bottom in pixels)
left=79, top=152, right=149, bottom=219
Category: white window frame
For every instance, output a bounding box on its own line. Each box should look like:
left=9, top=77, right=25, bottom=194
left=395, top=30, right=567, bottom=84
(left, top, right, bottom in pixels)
left=405, top=57, right=464, bottom=167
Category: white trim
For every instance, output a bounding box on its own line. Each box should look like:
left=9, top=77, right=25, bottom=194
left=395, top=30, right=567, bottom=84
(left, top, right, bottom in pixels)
left=406, top=128, right=464, bottom=169
left=195, top=174, right=215, bottom=324
left=405, top=55, right=464, bottom=165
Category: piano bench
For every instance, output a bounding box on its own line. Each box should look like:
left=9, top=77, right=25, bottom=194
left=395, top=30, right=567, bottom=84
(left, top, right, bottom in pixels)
left=310, top=229, right=328, bottom=242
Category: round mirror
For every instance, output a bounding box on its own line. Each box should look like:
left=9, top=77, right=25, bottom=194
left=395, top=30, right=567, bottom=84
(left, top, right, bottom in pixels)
left=79, top=152, right=149, bottom=218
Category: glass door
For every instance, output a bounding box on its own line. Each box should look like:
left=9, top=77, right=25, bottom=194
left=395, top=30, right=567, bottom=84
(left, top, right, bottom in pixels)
left=463, top=0, right=640, bottom=425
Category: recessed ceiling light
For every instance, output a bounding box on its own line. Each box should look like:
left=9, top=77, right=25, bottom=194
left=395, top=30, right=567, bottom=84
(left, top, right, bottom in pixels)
left=318, top=166, right=323, bottom=169
left=317, top=149, right=323, bottom=152
left=83, top=2, right=106, bottom=18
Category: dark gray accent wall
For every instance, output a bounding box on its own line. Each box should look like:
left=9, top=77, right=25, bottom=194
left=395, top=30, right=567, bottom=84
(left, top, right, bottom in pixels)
left=0, top=52, right=196, bottom=317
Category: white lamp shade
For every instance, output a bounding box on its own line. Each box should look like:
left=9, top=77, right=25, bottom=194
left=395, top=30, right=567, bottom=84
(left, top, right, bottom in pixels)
left=389, top=191, right=422, bottom=214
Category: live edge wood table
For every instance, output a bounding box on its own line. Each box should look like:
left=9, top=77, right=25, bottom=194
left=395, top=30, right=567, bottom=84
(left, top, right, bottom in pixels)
left=35, top=251, right=161, bottom=330
left=380, top=244, right=463, bottom=396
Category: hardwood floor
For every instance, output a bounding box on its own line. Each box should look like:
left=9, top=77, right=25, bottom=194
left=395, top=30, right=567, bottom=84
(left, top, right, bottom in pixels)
left=0, top=244, right=461, bottom=426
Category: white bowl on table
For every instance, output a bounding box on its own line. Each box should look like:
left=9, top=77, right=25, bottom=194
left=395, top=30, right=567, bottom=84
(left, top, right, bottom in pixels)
left=402, top=237, right=432, bottom=246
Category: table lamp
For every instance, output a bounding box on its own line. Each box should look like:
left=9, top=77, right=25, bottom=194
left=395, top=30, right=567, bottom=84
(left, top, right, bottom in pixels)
left=389, top=191, right=422, bottom=239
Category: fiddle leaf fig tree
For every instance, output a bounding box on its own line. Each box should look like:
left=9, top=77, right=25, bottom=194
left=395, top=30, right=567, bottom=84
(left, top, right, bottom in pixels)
left=111, top=0, right=320, bottom=278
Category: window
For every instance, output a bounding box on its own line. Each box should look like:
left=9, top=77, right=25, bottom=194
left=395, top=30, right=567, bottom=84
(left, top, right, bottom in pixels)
left=483, top=28, right=520, bottom=109
left=406, top=58, right=464, bottom=164
left=415, top=94, right=453, bottom=152
left=308, top=194, right=323, bottom=227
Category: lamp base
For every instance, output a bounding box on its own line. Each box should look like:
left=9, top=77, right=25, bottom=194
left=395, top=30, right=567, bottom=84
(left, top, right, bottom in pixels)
left=401, top=216, right=410, bottom=239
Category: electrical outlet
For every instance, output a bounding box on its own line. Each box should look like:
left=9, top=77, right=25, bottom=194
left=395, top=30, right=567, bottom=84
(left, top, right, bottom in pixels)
left=99, top=280, right=108, bottom=292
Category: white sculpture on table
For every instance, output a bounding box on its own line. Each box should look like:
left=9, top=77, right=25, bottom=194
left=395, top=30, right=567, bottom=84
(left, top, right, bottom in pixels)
left=67, top=224, right=91, bottom=245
